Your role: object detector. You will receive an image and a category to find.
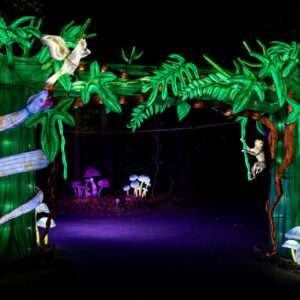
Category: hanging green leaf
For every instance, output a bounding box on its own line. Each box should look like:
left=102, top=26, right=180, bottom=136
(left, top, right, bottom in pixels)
left=177, top=102, right=191, bottom=121
left=24, top=98, right=75, bottom=162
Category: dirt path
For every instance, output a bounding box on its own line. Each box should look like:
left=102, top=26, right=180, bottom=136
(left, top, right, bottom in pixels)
left=47, top=201, right=300, bottom=298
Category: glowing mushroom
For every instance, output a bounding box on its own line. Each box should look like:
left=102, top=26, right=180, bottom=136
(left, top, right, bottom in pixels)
left=138, top=175, right=150, bottom=196
left=83, top=186, right=91, bottom=199
left=71, top=180, right=83, bottom=198
left=123, top=185, right=130, bottom=196
left=36, top=203, right=50, bottom=214
left=36, top=217, right=56, bottom=244
left=285, top=226, right=300, bottom=240
left=129, top=174, right=138, bottom=181
left=284, top=226, right=300, bottom=264
left=142, top=187, right=148, bottom=198
left=83, top=166, right=101, bottom=198
left=97, top=178, right=110, bottom=199
left=130, top=180, right=140, bottom=197
left=282, top=240, right=300, bottom=263
left=35, top=203, right=50, bottom=245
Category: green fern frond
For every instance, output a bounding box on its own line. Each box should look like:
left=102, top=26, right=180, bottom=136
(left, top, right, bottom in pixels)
left=142, top=53, right=199, bottom=106
left=126, top=103, right=170, bottom=132
left=182, top=69, right=268, bottom=114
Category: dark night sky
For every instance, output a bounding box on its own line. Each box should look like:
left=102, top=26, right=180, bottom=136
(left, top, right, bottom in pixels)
left=2, top=1, right=300, bottom=66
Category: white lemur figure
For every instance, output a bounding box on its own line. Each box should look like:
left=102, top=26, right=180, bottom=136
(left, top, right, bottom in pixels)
left=240, top=138, right=266, bottom=180
left=40, top=35, right=91, bottom=86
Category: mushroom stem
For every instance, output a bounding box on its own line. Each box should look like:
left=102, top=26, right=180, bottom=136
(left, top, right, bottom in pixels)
left=36, top=226, right=40, bottom=245
left=139, top=182, right=143, bottom=197
left=90, top=177, right=98, bottom=198
left=291, top=249, right=297, bottom=262
left=98, top=186, right=103, bottom=199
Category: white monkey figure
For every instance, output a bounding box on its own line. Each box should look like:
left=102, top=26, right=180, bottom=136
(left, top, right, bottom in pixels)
left=240, top=138, right=266, bottom=180
left=40, top=35, right=91, bottom=86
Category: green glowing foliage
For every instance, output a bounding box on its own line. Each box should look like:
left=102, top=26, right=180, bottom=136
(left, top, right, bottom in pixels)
left=239, top=117, right=252, bottom=181
left=121, top=46, right=144, bottom=64
left=0, top=16, right=41, bottom=67
left=24, top=98, right=75, bottom=163
left=141, top=53, right=199, bottom=106
left=286, top=98, right=300, bottom=125
left=127, top=103, right=169, bottom=132
left=177, top=102, right=191, bottom=121
left=71, top=61, right=121, bottom=113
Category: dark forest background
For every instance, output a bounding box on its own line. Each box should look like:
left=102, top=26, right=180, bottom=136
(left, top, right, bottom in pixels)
left=1, top=0, right=299, bottom=205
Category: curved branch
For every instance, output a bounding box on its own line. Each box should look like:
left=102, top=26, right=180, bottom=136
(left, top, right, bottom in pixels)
left=266, top=103, right=296, bottom=256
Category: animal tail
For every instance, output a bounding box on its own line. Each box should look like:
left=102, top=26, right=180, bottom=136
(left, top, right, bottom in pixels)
left=45, top=70, right=63, bottom=86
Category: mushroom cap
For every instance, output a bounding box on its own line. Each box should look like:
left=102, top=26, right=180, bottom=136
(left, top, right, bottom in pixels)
left=97, top=178, right=110, bottom=188
left=72, top=180, right=82, bottom=185
left=142, top=187, right=148, bottom=192
left=138, top=175, right=150, bottom=183
left=129, top=174, right=138, bottom=181
left=36, top=203, right=50, bottom=214
left=123, top=185, right=130, bottom=191
left=282, top=240, right=300, bottom=250
left=84, top=178, right=91, bottom=183
left=285, top=226, right=300, bottom=240
left=83, top=165, right=101, bottom=178
left=130, top=180, right=140, bottom=189
left=36, top=217, right=56, bottom=228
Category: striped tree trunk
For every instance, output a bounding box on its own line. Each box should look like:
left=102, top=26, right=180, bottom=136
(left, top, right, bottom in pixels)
left=269, top=109, right=300, bottom=258
left=0, top=56, right=46, bottom=262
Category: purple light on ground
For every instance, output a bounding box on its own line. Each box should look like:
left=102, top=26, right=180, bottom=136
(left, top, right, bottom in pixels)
left=49, top=202, right=300, bottom=297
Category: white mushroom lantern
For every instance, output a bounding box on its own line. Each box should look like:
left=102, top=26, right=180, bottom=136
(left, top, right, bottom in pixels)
left=282, top=226, right=300, bottom=264
left=36, top=217, right=56, bottom=244
left=130, top=180, right=140, bottom=197
left=123, top=185, right=130, bottom=196
left=137, top=175, right=150, bottom=197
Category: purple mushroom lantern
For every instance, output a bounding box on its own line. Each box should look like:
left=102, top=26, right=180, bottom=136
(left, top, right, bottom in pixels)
left=83, top=166, right=101, bottom=198
left=71, top=180, right=83, bottom=198
left=97, top=178, right=110, bottom=199
left=83, top=186, right=91, bottom=199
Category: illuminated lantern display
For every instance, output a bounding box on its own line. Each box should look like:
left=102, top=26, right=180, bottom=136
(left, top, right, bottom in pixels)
left=83, top=166, right=101, bottom=198
left=97, top=178, right=110, bottom=199
left=1, top=14, right=300, bottom=264
left=126, top=43, right=300, bottom=259
left=0, top=16, right=121, bottom=263
left=125, top=174, right=151, bottom=198
left=282, top=227, right=300, bottom=264
left=41, top=35, right=91, bottom=86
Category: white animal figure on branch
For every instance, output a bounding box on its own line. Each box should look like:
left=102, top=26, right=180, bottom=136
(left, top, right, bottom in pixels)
left=240, top=138, right=266, bottom=180
left=40, top=35, right=91, bottom=86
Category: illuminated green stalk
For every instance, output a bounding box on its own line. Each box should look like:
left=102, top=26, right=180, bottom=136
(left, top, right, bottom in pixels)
left=58, top=120, right=68, bottom=180
left=240, top=117, right=251, bottom=181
